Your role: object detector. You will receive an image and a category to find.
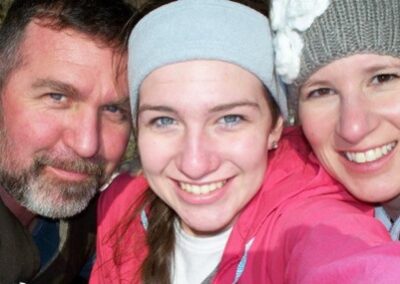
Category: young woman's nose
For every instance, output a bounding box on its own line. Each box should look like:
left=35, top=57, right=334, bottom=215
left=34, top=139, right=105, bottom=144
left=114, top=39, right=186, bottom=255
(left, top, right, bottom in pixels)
left=175, top=130, right=221, bottom=180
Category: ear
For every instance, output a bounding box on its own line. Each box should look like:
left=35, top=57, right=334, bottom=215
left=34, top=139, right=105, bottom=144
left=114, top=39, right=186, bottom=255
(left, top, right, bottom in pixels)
left=267, top=116, right=284, bottom=150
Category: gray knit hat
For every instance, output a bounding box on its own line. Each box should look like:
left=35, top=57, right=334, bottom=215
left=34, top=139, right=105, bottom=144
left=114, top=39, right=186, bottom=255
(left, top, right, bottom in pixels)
left=271, top=0, right=400, bottom=88
left=128, top=0, right=288, bottom=117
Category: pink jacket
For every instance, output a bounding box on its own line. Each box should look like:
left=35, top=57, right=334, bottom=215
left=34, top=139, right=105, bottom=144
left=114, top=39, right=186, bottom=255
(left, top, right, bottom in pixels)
left=91, top=127, right=400, bottom=283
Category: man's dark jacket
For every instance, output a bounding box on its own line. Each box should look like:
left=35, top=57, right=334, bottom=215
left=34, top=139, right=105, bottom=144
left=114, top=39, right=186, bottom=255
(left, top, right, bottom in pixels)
left=0, top=196, right=96, bottom=284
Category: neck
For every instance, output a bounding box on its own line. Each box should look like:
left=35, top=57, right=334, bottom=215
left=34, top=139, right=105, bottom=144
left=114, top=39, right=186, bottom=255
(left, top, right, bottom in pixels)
left=382, top=195, right=400, bottom=222
left=0, top=185, right=36, bottom=228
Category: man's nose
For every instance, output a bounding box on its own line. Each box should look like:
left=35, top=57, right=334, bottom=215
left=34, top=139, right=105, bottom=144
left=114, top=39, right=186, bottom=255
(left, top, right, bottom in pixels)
left=63, top=110, right=100, bottom=158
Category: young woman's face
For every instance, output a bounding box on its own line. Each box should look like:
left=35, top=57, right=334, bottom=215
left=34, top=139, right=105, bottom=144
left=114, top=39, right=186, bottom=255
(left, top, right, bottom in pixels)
left=299, top=54, right=400, bottom=204
left=137, top=60, right=282, bottom=236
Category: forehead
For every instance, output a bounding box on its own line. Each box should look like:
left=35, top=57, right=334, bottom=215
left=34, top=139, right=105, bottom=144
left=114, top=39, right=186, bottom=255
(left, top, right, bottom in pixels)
left=12, top=22, right=128, bottom=100
left=139, top=60, right=264, bottom=105
left=145, top=60, right=257, bottom=82
left=22, top=21, right=106, bottom=64
left=310, top=54, right=400, bottom=79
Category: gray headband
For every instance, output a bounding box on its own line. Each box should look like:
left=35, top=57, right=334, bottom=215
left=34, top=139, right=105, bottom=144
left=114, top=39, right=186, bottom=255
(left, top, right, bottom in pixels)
left=128, top=0, right=288, bottom=117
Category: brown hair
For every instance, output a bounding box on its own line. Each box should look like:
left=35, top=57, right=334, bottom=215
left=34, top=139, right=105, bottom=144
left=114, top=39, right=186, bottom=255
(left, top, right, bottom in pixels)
left=0, top=0, right=135, bottom=97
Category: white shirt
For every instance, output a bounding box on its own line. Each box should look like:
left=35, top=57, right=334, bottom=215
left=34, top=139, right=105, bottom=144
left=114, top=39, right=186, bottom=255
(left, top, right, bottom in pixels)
left=172, top=222, right=232, bottom=284
left=375, top=206, right=400, bottom=240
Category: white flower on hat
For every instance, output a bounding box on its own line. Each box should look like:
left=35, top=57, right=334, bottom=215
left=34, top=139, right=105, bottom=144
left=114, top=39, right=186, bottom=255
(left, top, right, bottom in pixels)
left=271, top=0, right=330, bottom=83
left=273, top=27, right=303, bottom=84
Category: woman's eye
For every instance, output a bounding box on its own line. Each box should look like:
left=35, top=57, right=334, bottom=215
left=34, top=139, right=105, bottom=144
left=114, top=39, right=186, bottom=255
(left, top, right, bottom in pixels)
left=372, top=73, right=399, bottom=84
left=152, top=116, right=176, bottom=128
left=306, top=88, right=335, bottom=99
left=218, top=114, right=243, bottom=126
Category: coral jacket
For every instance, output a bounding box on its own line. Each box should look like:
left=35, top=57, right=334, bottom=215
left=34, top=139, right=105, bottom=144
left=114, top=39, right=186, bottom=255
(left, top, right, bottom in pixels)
left=91, top=127, right=400, bottom=283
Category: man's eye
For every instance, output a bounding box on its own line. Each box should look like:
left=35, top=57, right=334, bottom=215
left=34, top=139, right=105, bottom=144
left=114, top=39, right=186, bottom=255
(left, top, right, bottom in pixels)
left=104, top=105, right=121, bottom=113
left=372, top=73, right=399, bottom=84
left=103, top=104, right=130, bottom=122
left=48, top=93, right=66, bottom=102
left=218, top=114, right=243, bottom=127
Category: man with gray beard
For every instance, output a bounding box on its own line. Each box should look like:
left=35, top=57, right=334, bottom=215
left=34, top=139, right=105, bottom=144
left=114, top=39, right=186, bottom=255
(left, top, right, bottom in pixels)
left=0, top=0, right=134, bottom=283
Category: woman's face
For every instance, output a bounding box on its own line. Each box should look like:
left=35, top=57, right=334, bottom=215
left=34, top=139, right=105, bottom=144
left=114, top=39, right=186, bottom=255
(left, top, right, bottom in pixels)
left=299, top=54, right=400, bottom=204
left=137, top=60, right=282, bottom=236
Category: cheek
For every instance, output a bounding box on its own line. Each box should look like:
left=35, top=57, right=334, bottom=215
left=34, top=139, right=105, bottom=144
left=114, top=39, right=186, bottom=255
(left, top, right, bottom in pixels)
left=101, top=124, right=131, bottom=163
left=299, top=106, right=333, bottom=150
left=378, top=97, right=400, bottom=127
left=3, top=109, right=61, bottom=154
left=228, top=134, right=268, bottom=206
left=137, top=131, right=174, bottom=174
left=226, top=130, right=269, bottom=169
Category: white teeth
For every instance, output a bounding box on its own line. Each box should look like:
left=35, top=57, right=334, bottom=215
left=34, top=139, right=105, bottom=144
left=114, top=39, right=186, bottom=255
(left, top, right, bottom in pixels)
left=355, top=152, right=366, bottom=163
left=344, top=142, right=397, bottom=164
left=365, top=149, right=375, bottom=162
left=179, top=181, right=225, bottom=195
left=374, top=148, right=382, bottom=160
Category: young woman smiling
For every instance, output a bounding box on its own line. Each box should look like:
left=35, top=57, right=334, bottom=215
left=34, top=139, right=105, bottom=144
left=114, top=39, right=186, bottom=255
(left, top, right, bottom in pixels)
left=91, top=1, right=400, bottom=283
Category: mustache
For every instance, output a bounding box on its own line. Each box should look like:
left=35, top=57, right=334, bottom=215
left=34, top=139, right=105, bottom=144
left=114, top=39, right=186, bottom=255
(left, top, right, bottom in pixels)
left=33, top=154, right=105, bottom=178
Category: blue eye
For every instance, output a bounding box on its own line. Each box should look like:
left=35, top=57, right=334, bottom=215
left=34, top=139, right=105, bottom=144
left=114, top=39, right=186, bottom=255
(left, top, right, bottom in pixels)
left=104, top=105, right=121, bottom=113
left=48, top=93, right=66, bottom=101
left=153, top=116, right=176, bottom=127
left=219, top=114, right=242, bottom=126
left=103, top=104, right=130, bottom=122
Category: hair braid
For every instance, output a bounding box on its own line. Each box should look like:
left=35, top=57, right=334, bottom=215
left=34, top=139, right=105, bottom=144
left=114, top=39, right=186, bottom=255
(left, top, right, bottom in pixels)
left=142, top=194, right=177, bottom=284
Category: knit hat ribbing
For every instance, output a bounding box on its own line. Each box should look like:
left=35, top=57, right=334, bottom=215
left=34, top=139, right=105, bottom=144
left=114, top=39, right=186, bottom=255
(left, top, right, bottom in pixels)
left=272, top=0, right=400, bottom=88
left=128, top=0, right=287, bottom=117
left=297, top=0, right=400, bottom=87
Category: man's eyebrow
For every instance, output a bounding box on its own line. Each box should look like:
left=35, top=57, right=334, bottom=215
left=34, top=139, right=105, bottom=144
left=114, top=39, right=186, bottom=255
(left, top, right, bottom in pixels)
left=32, top=78, right=79, bottom=97
left=111, top=96, right=131, bottom=107
left=32, top=79, right=130, bottom=106
left=209, top=101, right=260, bottom=112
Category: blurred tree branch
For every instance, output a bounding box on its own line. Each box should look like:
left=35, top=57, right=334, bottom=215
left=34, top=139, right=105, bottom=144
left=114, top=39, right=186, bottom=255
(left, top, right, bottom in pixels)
left=0, top=0, right=12, bottom=24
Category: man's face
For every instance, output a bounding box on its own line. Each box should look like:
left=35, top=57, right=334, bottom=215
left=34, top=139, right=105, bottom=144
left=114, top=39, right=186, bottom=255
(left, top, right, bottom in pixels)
left=0, top=22, right=131, bottom=218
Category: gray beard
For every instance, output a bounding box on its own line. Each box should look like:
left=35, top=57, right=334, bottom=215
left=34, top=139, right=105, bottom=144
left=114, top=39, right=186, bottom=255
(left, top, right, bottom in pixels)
left=0, top=167, right=98, bottom=218
left=0, top=129, right=105, bottom=218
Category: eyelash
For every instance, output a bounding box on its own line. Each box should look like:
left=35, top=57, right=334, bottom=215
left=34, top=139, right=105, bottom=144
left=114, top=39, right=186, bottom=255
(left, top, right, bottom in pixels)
left=371, top=73, right=399, bottom=85
left=103, top=105, right=130, bottom=121
left=48, top=92, right=67, bottom=102
left=44, top=92, right=71, bottom=108
left=103, top=104, right=127, bottom=115
left=150, top=116, right=176, bottom=128
left=218, top=114, right=244, bottom=127
left=146, top=114, right=246, bottom=130
left=305, top=88, right=335, bottom=99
